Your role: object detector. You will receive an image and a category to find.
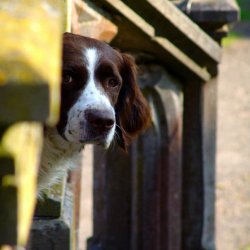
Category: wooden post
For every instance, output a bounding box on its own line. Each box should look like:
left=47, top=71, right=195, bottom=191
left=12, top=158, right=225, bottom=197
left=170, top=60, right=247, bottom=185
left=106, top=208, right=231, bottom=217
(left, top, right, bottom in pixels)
left=182, top=78, right=217, bottom=250
left=201, top=78, right=217, bottom=250
left=27, top=183, right=74, bottom=250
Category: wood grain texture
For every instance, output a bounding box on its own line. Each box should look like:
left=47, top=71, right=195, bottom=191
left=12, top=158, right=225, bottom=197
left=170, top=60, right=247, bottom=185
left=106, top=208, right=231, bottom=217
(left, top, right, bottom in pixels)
left=187, top=0, right=240, bottom=23
left=124, top=0, right=221, bottom=65
left=0, top=0, right=63, bottom=125
left=182, top=77, right=217, bottom=250
left=0, top=123, right=43, bottom=246
left=91, top=0, right=212, bottom=82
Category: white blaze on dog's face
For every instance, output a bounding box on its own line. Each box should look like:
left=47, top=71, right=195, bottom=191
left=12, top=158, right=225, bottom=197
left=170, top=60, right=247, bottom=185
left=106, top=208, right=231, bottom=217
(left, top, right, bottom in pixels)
left=57, top=33, right=151, bottom=150
left=58, top=42, right=122, bottom=147
left=64, top=48, right=116, bottom=147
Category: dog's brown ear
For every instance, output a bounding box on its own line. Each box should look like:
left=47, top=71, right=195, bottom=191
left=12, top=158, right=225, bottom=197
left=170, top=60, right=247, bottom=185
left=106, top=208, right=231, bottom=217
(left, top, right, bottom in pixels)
left=115, top=53, right=151, bottom=150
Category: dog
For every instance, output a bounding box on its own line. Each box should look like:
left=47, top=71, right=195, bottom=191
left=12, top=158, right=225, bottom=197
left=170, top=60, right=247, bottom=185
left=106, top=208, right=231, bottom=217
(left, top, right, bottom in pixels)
left=37, top=32, right=151, bottom=196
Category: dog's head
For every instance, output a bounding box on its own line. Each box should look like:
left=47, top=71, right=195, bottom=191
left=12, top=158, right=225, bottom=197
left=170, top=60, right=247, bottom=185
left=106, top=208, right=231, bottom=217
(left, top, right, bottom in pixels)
left=57, top=33, right=151, bottom=149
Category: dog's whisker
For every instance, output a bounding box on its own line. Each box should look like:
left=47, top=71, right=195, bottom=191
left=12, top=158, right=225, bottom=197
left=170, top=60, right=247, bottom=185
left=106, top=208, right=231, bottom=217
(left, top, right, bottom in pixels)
left=115, top=124, right=127, bottom=135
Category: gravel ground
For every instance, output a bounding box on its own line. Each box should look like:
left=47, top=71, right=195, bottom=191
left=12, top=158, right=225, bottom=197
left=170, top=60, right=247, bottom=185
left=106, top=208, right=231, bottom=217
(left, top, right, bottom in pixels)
left=216, top=22, right=250, bottom=250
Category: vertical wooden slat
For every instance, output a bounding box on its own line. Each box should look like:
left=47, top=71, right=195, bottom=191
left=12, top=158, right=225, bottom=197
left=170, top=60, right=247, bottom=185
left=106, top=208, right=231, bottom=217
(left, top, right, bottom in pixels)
left=131, top=141, right=140, bottom=250
left=140, top=81, right=182, bottom=250
left=140, top=122, right=162, bottom=250
left=92, top=147, right=108, bottom=244
left=106, top=148, right=133, bottom=249
left=182, top=77, right=217, bottom=250
left=201, top=78, right=217, bottom=250
left=182, top=81, right=204, bottom=250
left=66, top=0, right=72, bottom=32
left=164, top=100, right=182, bottom=250
left=0, top=157, right=17, bottom=246
left=70, top=165, right=82, bottom=250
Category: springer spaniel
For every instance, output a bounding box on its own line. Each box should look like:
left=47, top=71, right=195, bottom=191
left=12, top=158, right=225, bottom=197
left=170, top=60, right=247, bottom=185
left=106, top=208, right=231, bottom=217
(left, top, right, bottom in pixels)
left=37, top=33, right=151, bottom=196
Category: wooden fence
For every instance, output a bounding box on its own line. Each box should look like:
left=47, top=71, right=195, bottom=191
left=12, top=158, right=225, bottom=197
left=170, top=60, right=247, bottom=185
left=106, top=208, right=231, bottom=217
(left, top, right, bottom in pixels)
left=0, top=0, right=239, bottom=250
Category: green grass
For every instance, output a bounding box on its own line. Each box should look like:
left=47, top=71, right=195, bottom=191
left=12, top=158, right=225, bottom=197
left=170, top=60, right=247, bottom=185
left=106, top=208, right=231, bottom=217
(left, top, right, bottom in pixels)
left=221, top=0, right=250, bottom=46
left=237, top=0, right=250, bottom=21
left=241, top=245, right=250, bottom=250
left=222, top=32, right=242, bottom=47
left=240, top=9, right=250, bottom=21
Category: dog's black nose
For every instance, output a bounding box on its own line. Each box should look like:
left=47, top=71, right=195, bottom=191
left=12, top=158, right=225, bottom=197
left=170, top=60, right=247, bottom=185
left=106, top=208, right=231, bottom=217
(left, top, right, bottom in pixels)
left=85, top=109, right=115, bottom=131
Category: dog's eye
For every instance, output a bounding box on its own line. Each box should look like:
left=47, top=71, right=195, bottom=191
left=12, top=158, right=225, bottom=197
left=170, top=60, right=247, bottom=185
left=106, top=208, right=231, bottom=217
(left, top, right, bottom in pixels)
left=63, top=74, right=73, bottom=84
left=107, top=78, right=119, bottom=88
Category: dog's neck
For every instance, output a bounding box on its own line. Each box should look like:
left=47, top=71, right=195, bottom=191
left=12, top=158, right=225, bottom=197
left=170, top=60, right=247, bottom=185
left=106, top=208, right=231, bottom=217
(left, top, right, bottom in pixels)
left=37, top=127, right=83, bottom=196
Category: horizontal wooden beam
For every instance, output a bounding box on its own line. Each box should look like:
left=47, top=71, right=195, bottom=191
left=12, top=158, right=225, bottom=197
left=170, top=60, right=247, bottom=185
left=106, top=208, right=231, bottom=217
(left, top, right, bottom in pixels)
left=123, top=0, right=221, bottom=66
left=92, top=0, right=211, bottom=82
left=184, top=0, right=240, bottom=25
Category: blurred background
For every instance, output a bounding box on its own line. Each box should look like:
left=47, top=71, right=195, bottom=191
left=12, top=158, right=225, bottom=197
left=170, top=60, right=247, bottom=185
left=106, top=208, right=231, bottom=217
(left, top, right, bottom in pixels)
left=216, top=0, right=250, bottom=249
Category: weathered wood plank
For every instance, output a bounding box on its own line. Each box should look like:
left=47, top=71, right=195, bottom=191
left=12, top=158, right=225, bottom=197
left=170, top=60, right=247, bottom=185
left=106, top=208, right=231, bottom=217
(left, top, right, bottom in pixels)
left=186, top=0, right=240, bottom=24
left=182, top=81, right=204, bottom=250
left=88, top=145, right=132, bottom=250
left=0, top=0, right=63, bottom=125
left=201, top=78, right=217, bottom=250
left=0, top=123, right=43, bottom=246
left=137, top=66, right=183, bottom=250
left=123, top=0, right=221, bottom=66
left=27, top=220, right=70, bottom=250
left=72, top=0, right=118, bottom=42
left=91, top=0, right=211, bottom=82
left=28, top=183, right=74, bottom=250
left=182, top=77, right=217, bottom=250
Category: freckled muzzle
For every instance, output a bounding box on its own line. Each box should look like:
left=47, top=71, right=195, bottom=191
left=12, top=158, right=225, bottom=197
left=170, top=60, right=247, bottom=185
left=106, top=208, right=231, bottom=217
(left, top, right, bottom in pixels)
left=78, top=108, right=116, bottom=144
left=84, top=109, right=115, bottom=132
left=61, top=46, right=120, bottom=146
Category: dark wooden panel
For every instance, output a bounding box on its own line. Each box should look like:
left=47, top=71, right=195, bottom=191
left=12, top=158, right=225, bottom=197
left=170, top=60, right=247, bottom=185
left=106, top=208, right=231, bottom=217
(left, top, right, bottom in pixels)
left=91, top=146, right=132, bottom=250
left=186, top=0, right=239, bottom=26
left=27, top=219, right=70, bottom=250
left=0, top=84, right=49, bottom=123
left=0, top=157, right=17, bottom=246
left=182, top=78, right=217, bottom=250
left=137, top=85, right=183, bottom=250
left=29, top=182, right=74, bottom=250
left=182, top=81, right=204, bottom=250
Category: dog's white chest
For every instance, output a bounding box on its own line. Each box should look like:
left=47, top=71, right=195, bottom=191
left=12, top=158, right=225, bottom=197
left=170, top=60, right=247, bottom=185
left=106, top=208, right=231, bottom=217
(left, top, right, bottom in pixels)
left=37, top=127, right=82, bottom=196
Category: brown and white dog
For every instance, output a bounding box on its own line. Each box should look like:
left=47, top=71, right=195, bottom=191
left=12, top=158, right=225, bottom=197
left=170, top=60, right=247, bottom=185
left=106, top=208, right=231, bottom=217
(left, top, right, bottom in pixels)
left=38, top=33, right=151, bottom=196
